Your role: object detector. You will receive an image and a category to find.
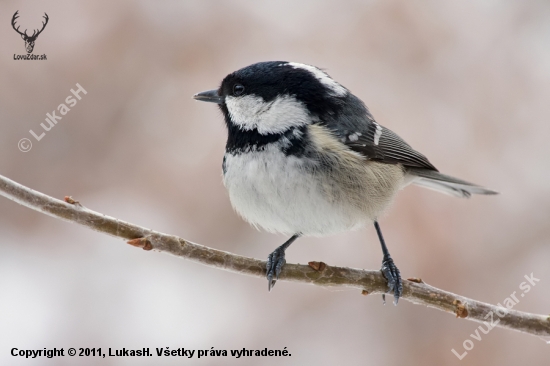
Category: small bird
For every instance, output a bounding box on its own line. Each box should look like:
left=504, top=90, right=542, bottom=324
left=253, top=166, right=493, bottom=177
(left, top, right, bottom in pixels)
left=193, top=61, right=496, bottom=304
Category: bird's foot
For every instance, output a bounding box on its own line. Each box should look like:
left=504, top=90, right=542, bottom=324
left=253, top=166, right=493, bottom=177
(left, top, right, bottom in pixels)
left=380, top=255, right=403, bottom=305
left=266, top=247, right=286, bottom=291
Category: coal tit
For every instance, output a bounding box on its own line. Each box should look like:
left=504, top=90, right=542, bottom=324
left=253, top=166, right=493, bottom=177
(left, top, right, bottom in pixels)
left=194, top=61, right=496, bottom=304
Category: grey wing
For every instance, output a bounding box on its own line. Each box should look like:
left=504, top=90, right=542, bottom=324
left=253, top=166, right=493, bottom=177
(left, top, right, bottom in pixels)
left=319, top=94, right=496, bottom=197
left=345, top=124, right=497, bottom=197
left=346, top=121, right=438, bottom=171
left=342, top=119, right=499, bottom=197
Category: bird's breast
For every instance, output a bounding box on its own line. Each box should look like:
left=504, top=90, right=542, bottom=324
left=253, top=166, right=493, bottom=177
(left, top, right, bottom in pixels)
left=222, top=142, right=404, bottom=236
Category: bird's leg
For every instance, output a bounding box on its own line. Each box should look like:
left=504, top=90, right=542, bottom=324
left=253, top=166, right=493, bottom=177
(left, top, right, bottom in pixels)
left=266, top=234, right=300, bottom=291
left=374, top=221, right=403, bottom=305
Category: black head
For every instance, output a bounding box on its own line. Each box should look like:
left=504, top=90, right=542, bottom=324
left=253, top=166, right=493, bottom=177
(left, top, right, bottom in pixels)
left=194, top=61, right=349, bottom=134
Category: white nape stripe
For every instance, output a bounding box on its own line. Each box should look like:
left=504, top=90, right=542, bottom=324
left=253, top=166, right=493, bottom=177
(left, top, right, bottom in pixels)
left=285, top=62, right=347, bottom=97
left=226, top=94, right=310, bottom=134
left=374, top=123, right=382, bottom=145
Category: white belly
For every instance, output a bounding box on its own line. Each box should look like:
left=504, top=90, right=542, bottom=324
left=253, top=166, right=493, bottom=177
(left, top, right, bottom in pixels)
left=222, top=146, right=372, bottom=236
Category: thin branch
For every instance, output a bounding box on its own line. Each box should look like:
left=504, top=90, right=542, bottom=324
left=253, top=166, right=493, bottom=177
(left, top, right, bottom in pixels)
left=1, top=173, right=549, bottom=338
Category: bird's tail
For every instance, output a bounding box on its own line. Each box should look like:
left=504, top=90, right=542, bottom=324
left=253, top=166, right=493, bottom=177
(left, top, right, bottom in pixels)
left=407, top=168, right=498, bottom=198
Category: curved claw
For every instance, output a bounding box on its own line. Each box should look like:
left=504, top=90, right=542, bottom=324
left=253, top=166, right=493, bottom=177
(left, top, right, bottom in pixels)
left=266, top=247, right=286, bottom=291
left=381, top=256, right=403, bottom=305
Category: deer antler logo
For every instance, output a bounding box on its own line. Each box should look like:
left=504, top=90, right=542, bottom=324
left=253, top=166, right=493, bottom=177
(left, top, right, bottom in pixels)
left=12, top=11, right=49, bottom=54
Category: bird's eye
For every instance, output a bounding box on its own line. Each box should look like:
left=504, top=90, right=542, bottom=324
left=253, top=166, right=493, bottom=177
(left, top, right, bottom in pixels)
left=233, top=84, right=245, bottom=96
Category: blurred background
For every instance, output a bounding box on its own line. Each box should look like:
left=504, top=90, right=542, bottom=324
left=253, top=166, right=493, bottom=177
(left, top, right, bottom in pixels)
left=1, top=0, right=549, bottom=365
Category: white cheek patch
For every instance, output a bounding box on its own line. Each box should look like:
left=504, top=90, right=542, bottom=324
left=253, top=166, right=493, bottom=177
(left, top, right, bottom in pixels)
left=226, top=94, right=310, bottom=134
left=286, top=62, right=347, bottom=97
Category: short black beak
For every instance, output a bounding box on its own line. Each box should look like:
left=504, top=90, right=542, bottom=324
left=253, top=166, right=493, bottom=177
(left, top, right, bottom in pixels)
left=193, top=89, right=224, bottom=104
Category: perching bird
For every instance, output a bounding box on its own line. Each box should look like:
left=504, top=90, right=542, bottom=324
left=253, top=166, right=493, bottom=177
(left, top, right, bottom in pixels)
left=193, top=61, right=496, bottom=304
